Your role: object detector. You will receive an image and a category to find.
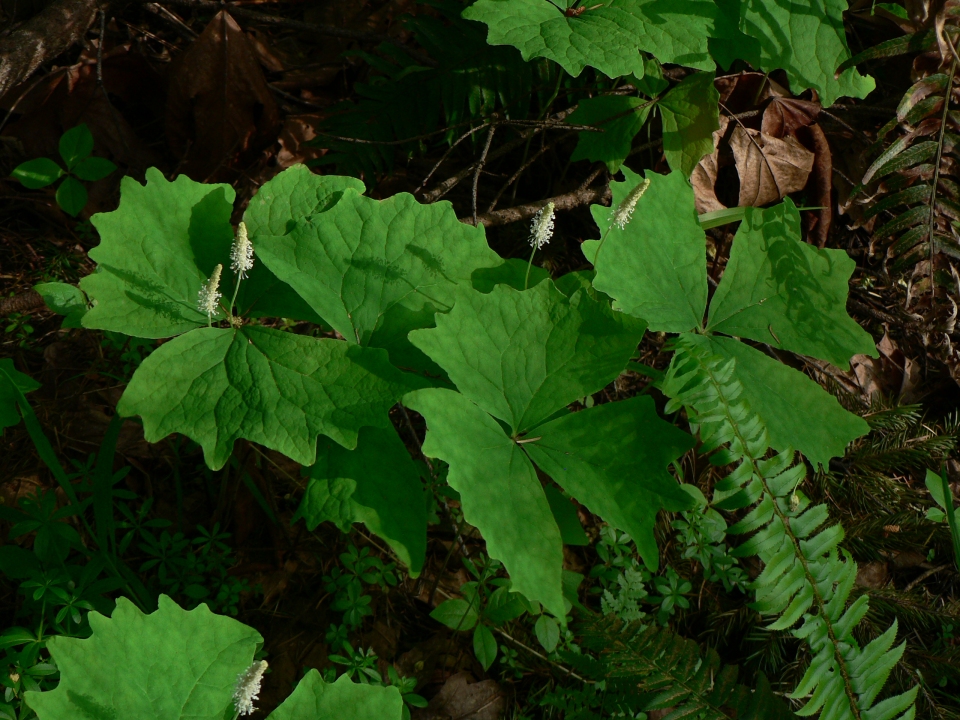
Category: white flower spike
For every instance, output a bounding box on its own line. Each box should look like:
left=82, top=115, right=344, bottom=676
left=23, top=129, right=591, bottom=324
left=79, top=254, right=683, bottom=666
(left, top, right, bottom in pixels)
left=233, top=660, right=268, bottom=717
left=529, top=201, right=556, bottom=250
left=198, top=264, right=223, bottom=318
left=611, top=178, right=651, bottom=230
left=230, top=222, right=254, bottom=279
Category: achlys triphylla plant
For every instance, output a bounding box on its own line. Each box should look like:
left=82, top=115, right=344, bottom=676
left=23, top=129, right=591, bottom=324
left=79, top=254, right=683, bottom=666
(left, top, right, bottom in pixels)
left=584, top=168, right=914, bottom=719
left=22, top=595, right=403, bottom=719
left=41, top=157, right=910, bottom=715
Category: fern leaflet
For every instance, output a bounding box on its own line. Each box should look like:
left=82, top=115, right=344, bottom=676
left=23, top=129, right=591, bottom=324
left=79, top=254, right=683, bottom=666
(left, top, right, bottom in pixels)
left=660, top=335, right=917, bottom=720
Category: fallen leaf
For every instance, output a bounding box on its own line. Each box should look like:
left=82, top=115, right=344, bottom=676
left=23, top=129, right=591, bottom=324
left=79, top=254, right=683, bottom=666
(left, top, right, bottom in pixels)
left=277, top=115, right=326, bottom=167
left=691, top=116, right=728, bottom=214
left=715, top=72, right=790, bottom=115
left=856, top=561, right=889, bottom=588
left=762, top=97, right=821, bottom=138
left=798, top=123, right=834, bottom=247
left=730, top=126, right=815, bottom=206
left=166, top=11, right=280, bottom=182
left=413, top=672, right=505, bottom=720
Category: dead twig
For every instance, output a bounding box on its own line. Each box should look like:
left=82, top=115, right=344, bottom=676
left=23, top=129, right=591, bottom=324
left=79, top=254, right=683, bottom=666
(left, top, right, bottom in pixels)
left=0, top=290, right=45, bottom=316
left=462, top=176, right=610, bottom=228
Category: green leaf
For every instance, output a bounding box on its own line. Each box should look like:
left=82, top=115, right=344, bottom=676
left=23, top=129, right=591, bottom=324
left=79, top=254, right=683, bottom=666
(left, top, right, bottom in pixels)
left=584, top=167, right=707, bottom=333
left=117, top=326, right=418, bottom=470
left=739, top=0, right=875, bottom=107
left=24, top=595, right=262, bottom=720
left=239, top=164, right=366, bottom=323
left=0, top=359, right=40, bottom=432
left=55, top=177, right=87, bottom=217
left=463, top=0, right=718, bottom=78
left=11, top=158, right=63, bottom=189
left=255, top=188, right=501, bottom=372
left=404, top=388, right=565, bottom=617
left=660, top=71, right=720, bottom=177
left=268, top=671, right=403, bottom=720
left=706, top=199, right=877, bottom=369
left=72, top=156, right=117, bottom=182
left=524, top=395, right=694, bottom=569
left=567, top=95, right=651, bottom=172
left=535, top=615, right=560, bottom=652
left=297, top=426, right=428, bottom=574
left=82, top=168, right=235, bottom=338
left=431, top=597, right=479, bottom=631
left=926, top=468, right=948, bottom=511
left=631, top=56, right=669, bottom=96
left=409, top=281, right=646, bottom=434
left=472, top=257, right=552, bottom=293
left=708, top=0, right=761, bottom=69
left=699, top=334, right=869, bottom=470
left=58, top=124, right=94, bottom=170
left=33, top=282, right=87, bottom=329
left=544, top=485, right=589, bottom=546
left=473, top=625, right=498, bottom=670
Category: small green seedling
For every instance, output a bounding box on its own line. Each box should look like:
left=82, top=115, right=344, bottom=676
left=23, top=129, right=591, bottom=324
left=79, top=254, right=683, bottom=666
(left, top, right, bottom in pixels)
left=925, top=467, right=960, bottom=570
left=10, top=124, right=117, bottom=217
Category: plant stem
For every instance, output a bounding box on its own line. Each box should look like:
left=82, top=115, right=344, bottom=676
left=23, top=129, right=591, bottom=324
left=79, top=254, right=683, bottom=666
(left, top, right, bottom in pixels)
left=523, top=244, right=537, bottom=290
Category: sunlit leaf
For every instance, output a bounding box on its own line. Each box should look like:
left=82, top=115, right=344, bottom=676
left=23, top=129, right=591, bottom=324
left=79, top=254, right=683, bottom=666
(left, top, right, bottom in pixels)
left=117, top=326, right=418, bottom=470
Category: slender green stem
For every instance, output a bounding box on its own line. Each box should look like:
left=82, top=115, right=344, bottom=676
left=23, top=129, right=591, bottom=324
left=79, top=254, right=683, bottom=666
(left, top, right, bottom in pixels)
left=229, top=275, right=242, bottom=317
left=523, top=244, right=537, bottom=290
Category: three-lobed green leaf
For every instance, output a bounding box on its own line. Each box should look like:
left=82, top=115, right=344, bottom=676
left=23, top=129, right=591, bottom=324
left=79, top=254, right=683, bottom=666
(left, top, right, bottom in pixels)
left=410, top=281, right=646, bottom=434
left=255, top=188, right=501, bottom=372
left=584, top=172, right=874, bottom=468
left=26, top=595, right=262, bottom=720
left=117, top=326, right=420, bottom=470
left=584, top=167, right=708, bottom=333
left=706, top=199, right=877, bottom=369
left=404, top=386, right=566, bottom=617
left=238, top=164, right=365, bottom=323
left=406, top=281, right=693, bottom=609
left=463, top=0, right=717, bottom=78
left=25, top=595, right=402, bottom=720
left=82, top=168, right=235, bottom=338
left=739, top=0, right=875, bottom=107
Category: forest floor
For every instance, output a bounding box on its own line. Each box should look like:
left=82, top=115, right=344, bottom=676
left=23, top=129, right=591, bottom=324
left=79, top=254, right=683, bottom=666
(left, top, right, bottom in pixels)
left=2, top=1, right=960, bottom=718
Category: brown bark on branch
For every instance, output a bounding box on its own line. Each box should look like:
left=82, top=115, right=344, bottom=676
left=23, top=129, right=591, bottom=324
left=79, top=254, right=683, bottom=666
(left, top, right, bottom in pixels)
left=460, top=183, right=611, bottom=228
left=0, top=0, right=101, bottom=99
left=0, top=290, right=44, bottom=316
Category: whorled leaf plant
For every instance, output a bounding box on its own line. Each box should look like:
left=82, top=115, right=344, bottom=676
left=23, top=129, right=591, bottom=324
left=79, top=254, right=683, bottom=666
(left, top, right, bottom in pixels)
left=583, top=167, right=912, bottom=717
left=23, top=595, right=402, bottom=720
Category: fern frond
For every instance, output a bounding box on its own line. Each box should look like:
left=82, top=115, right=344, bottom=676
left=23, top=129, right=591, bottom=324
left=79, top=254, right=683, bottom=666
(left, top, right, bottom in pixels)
left=574, top=615, right=797, bottom=720
left=660, top=336, right=918, bottom=720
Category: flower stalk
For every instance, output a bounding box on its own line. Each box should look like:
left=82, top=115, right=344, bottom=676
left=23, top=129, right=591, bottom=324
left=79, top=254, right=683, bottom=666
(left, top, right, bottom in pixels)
left=198, top=264, right=223, bottom=326
left=525, top=201, right=555, bottom=290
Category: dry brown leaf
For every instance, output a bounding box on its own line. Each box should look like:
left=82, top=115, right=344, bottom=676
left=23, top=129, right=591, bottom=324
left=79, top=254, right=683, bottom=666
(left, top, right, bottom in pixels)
left=277, top=115, right=326, bottom=168
left=730, top=126, right=815, bottom=207
left=413, top=673, right=505, bottom=720
left=691, top=116, right=728, bottom=214
left=850, top=332, right=921, bottom=402
left=715, top=72, right=790, bottom=114
left=762, top=97, right=820, bottom=137
left=799, top=123, right=834, bottom=247
left=855, top=561, right=890, bottom=589
left=166, top=11, right=280, bottom=182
